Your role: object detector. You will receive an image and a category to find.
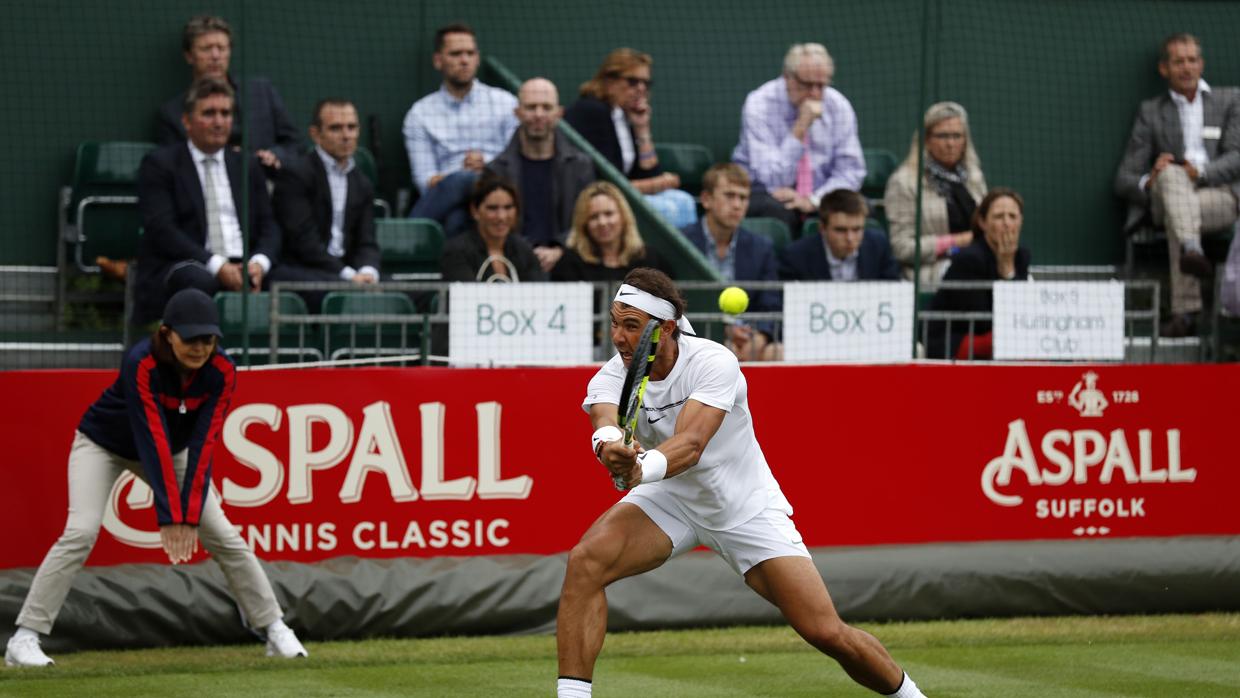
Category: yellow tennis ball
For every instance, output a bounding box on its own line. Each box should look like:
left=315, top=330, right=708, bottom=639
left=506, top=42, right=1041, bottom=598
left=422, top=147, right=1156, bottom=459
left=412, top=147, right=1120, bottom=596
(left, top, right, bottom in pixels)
left=718, top=286, right=749, bottom=315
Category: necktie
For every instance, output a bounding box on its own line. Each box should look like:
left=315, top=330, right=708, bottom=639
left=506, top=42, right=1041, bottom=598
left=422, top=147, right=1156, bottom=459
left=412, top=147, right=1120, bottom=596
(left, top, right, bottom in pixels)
left=201, top=156, right=227, bottom=256
left=795, top=136, right=813, bottom=197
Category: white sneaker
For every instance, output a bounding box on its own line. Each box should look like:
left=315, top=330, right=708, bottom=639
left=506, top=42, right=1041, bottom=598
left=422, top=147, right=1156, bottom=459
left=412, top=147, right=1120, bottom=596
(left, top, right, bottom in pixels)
left=265, top=625, right=308, bottom=658
left=5, top=634, right=55, bottom=667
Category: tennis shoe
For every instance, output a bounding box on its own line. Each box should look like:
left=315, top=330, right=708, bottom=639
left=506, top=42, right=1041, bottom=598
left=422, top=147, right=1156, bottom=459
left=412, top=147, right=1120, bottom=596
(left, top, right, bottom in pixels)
left=5, top=634, right=54, bottom=667
left=265, top=625, right=308, bottom=658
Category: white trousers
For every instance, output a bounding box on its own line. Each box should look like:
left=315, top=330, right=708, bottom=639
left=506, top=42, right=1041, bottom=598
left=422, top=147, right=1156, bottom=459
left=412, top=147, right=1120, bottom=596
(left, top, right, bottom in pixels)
left=15, top=431, right=282, bottom=635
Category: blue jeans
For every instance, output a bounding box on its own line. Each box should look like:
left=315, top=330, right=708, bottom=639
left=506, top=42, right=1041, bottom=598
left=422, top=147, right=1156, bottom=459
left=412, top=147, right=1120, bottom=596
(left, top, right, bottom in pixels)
left=409, top=170, right=478, bottom=236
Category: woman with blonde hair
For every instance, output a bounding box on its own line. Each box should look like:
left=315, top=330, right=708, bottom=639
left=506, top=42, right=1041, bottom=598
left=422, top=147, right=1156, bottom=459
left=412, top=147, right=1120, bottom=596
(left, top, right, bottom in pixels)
left=563, top=48, right=697, bottom=229
left=883, top=101, right=988, bottom=284
left=552, top=181, right=667, bottom=281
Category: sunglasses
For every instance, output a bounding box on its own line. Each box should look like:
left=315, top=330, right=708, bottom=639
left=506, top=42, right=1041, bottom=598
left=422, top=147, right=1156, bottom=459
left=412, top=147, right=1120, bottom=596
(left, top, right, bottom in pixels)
left=612, top=74, right=653, bottom=89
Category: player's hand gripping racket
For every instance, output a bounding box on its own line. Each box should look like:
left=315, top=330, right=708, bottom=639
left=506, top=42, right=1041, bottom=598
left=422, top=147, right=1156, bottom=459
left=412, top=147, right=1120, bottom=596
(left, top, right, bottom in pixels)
left=612, top=319, right=662, bottom=490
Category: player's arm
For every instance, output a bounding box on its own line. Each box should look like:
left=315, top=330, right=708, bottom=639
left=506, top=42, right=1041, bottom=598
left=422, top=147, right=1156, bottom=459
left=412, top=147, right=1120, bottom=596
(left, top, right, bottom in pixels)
left=646, top=399, right=726, bottom=480
left=589, top=403, right=638, bottom=482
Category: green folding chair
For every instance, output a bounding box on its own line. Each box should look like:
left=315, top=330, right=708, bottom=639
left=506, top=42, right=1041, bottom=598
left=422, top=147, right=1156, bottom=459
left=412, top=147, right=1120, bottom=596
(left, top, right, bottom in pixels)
left=743, top=217, right=791, bottom=256
left=321, top=290, right=419, bottom=360
left=64, top=141, right=154, bottom=273
left=214, top=291, right=322, bottom=363
left=377, top=218, right=445, bottom=278
left=654, top=142, right=715, bottom=196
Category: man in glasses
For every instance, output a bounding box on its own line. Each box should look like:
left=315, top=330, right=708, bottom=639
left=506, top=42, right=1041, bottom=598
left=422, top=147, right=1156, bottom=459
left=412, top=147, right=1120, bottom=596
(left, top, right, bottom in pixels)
left=732, top=43, right=866, bottom=231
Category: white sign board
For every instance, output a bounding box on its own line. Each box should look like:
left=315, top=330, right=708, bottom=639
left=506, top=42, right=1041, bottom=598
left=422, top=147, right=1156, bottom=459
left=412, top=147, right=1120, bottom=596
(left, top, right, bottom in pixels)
left=993, top=281, right=1124, bottom=360
left=783, top=282, right=914, bottom=362
left=449, top=282, right=593, bottom=365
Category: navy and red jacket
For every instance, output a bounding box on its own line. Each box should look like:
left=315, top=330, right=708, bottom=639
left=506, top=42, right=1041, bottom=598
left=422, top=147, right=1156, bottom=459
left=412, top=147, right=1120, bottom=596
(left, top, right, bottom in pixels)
left=78, top=338, right=236, bottom=526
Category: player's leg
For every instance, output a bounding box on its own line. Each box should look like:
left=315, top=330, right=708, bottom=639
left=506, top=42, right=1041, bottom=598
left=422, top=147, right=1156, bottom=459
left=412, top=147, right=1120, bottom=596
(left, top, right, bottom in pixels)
left=8, top=432, right=125, bottom=666
left=556, top=501, right=675, bottom=682
left=745, top=556, right=921, bottom=696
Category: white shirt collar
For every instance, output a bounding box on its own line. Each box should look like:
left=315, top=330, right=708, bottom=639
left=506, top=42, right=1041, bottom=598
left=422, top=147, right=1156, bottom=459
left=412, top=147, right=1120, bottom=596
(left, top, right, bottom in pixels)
left=187, top=140, right=224, bottom=164
left=316, top=145, right=355, bottom=175
left=1169, top=78, right=1211, bottom=105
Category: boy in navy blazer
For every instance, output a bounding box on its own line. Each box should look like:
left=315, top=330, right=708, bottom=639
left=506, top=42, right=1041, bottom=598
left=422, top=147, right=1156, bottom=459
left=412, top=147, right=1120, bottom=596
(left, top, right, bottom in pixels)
left=780, top=189, right=900, bottom=281
left=681, top=164, right=783, bottom=361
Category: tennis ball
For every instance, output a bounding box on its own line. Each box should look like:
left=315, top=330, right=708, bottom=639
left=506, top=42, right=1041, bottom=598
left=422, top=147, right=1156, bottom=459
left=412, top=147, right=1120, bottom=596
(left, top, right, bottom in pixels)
left=718, top=286, right=749, bottom=315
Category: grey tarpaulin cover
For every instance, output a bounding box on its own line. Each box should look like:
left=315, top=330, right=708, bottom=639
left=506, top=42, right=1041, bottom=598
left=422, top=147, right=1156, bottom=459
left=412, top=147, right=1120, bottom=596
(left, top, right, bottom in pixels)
left=2, top=536, right=1237, bottom=652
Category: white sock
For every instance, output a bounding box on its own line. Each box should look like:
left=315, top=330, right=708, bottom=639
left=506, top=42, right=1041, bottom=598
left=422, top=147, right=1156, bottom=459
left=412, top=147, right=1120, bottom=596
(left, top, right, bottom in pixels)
left=265, top=619, right=289, bottom=635
left=556, top=677, right=592, bottom=697
left=1184, top=239, right=1204, bottom=255
left=13, top=626, right=39, bottom=642
left=886, top=671, right=926, bottom=698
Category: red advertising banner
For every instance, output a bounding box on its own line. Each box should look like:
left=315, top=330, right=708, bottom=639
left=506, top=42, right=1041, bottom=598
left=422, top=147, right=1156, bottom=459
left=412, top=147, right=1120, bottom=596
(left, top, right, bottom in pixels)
left=1, top=363, right=1236, bottom=569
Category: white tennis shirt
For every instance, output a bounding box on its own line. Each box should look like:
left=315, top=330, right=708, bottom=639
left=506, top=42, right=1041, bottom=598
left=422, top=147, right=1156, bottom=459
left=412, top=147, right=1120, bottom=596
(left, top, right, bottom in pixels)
left=584, top=334, right=791, bottom=530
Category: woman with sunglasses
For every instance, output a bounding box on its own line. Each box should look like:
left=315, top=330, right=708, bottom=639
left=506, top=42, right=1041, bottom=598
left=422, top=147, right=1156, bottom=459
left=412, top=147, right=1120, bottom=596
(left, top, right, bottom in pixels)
left=884, top=101, right=989, bottom=285
left=5, top=289, right=307, bottom=667
left=564, top=48, right=697, bottom=229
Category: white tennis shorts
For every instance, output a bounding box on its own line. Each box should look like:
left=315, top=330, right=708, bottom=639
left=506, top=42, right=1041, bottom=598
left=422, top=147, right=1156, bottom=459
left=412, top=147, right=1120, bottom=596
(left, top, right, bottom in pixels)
left=623, top=487, right=811, bottom=575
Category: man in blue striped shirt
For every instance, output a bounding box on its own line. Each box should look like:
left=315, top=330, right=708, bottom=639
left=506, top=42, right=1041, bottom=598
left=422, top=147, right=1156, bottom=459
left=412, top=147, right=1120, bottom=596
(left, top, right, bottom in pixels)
left=403, top=23, right=518, bottom=235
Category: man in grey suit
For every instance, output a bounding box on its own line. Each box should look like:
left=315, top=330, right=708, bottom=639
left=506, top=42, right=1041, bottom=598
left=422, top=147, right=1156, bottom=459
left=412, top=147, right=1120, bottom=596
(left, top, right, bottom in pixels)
left=1115, top=33, right=1240, bottom=337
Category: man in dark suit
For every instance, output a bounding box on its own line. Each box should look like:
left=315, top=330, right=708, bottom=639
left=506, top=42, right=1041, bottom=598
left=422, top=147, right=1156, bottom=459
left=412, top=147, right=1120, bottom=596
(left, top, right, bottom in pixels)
left=1114, top=33, right=1240, bottom=336
left=270, top=99, right=380, bottom=312
left=681, top=163, right=782, bottom=361
left=780, top=189, right=900, bottom=281
left=486, top=78, right=597, bottom=274
left=155, top=15, right=300, bottom=176
left=135, top=77, right=282, bottom=326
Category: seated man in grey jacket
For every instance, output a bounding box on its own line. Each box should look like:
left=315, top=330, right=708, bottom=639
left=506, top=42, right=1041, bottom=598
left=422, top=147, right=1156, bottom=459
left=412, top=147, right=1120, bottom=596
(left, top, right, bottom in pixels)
left=485, top=78, right=597, bottom=273
left=1114, top=33, right=1240, bottom=337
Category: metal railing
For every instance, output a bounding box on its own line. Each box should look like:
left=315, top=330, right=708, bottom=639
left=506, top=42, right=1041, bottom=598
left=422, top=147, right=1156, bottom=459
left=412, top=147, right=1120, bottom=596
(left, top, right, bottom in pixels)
left=232, top=277, right=1174, bottom=367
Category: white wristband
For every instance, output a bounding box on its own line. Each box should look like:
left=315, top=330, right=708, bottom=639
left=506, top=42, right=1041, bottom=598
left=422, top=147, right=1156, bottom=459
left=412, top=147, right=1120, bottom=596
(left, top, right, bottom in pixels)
left=592, top=425, right=623, bottom=463
left=637, top=449, right=668, bottom=484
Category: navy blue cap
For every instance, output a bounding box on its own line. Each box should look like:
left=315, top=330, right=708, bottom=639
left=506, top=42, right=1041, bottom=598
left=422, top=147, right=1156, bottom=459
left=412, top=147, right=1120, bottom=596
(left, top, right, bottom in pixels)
left=162, top=289, right=222, bottom=339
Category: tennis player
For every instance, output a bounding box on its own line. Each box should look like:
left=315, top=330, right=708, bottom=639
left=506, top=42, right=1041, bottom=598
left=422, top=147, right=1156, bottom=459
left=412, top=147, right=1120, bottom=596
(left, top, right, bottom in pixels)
left=5, top=289, right=306, bottom=666
left=556, top=268, right=926, bottom=697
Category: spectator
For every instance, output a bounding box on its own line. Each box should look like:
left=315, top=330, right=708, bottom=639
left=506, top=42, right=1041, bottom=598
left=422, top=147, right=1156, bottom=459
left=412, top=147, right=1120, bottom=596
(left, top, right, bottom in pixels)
left=487, top=78, right=597, bottom=274
left=780, top=189, right=900, bottom=280
left=1115, top=33, right=1240, bottom=338
left=884, top=101, right=987, bottom=285
left=440, top=175, right=546, bottom=282
left=732, top=43, right=865, bottom=231
left=681, top=164, right=781, bottom=361
left=270, top=99, right=380, bottom=313
left=404, top=23, right=518, bottom=236
left=564, top=48, right=697, bottom=229
left=552, top=182, right=669, bottom=282
left=135, top=77, right=282, bottom=327
left=925, top=188, right=1031, bottom=360
left=155, top=15, right=300, bottom=176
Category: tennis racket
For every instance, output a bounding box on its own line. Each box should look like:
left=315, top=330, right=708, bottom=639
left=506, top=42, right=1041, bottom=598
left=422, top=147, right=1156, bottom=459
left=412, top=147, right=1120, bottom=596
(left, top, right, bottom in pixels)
left=612, top=319, right=662, bottom=490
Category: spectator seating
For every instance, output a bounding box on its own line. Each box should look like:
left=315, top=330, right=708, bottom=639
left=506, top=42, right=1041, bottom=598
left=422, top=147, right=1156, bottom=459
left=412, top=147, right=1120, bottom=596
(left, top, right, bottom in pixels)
left=654, top=142, right=715, bottom=196
left=60, top=141, right=154, bottom=274
left=861, top=148, right=897, bottom=203
left=214, top=291, right=323, bottom=363
left=321, top=290, right=419, bottom=360
left=377, top=218, right=445, bottom=279
left=742, top=216, right=791, bottom=255
left=353, top=145, right=391, bottom=218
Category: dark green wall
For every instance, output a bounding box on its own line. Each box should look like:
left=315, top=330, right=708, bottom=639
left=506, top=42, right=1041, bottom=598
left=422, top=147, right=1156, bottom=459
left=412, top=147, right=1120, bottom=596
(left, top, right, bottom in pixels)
left=4, top=0, right=1240, bottom=265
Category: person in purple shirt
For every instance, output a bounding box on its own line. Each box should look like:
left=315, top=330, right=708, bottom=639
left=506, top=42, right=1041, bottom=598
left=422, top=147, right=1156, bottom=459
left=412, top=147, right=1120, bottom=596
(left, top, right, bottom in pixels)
left=4, top=290, right=307, bottom=667
left=732, top=43, right=865, bottom=231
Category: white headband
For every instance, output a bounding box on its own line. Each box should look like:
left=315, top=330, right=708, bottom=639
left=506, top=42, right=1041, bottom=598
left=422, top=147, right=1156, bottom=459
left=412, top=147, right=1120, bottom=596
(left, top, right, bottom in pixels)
left=613, top=284, right=696, bottom=335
